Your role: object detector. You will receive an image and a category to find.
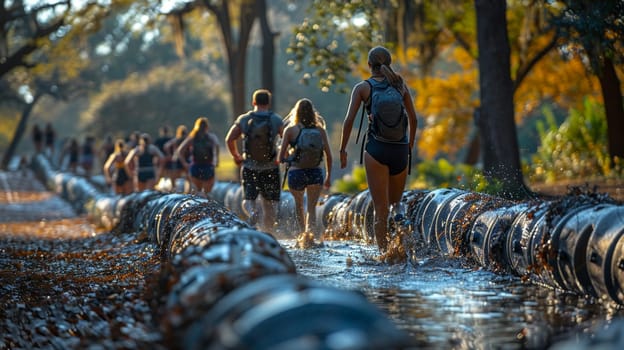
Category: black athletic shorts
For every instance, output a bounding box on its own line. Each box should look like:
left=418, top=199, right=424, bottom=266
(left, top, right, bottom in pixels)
left=138, top=169, right=156, bottom=183
left=114, top=168, right=130, bottom=186
left=241, top=166, right=281, bottom=201
left=190, top=163, right=215, bottom=181
left=365, top=136, right=409, bottom=175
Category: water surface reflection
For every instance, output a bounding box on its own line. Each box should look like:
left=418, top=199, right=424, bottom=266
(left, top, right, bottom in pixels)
left=283, top=239, right=617, bottom=349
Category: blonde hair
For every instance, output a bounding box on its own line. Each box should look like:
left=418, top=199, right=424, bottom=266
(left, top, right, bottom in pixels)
left=368, top=46, right=404, bottom=91
left=189, top=117, right=209, bottom=138
left=114, top=139, right=125, bottom=153
left=289, top=98, right=324, bottom=128
left=176, top=124, right=188, bottom=138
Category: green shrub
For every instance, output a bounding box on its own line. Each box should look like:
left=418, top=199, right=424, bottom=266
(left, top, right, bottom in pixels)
left=332, top=165, right=368, bottom=194
left=331, top=158, right=503, bottom=195
left=410, top=158, right=503, bottom=194
left=529, top=98, right=620, bottom=182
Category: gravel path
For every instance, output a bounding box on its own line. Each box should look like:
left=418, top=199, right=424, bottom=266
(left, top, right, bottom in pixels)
left=0, top=170, right=165, bottom=349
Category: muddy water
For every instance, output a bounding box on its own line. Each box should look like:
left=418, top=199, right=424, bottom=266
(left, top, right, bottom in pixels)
left=282, top=238, right=617, bottom=349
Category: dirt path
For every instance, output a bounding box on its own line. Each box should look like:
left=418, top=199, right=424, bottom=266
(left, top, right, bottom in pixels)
left=530, top=179, right=624, bottom=201
left=0, top=170, right=165, bottom=349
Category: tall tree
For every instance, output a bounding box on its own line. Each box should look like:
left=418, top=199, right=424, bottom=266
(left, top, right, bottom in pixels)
left=0, top=1, right=113, bottom=169
left=475, top=0, right=527, bottom=198
left=1, top=79, right=66, bottom=169
left=165, top=0, right=280, bottom=119
left=0, top=1, right=67, bottom=77
left=257, top=0, right=277, bottom=105
left=287, top=1, right=577, bottom=159
left=549, top=0, right=624, bottom=161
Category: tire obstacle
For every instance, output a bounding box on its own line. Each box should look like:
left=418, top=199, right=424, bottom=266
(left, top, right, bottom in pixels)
left=30, top=154, right=411, bottom=349
left=31, top=154, right=624, bottom=348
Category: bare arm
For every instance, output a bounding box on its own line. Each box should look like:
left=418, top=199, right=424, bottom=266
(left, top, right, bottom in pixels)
left=214, top=143, right=220, bottom=167
left=149, top=144, right=165, bottom=179
left=402, top=83, right=418, bottom=150
left=175, top=137, right=192, bottom=170
left=209, top=132, right=220, bottom=167
left=102, top=153, right=116, bottom=183
left=321, top=128, right=333, bottom=189
left=339, top=81, right=369, bottom=169
left=277, top=125, right=296, bottom=164
left=124, top=149, right=137, bottom=175
left=225, top=124, right=243, bottom=165
left=163, top=138, right=176, bottom=157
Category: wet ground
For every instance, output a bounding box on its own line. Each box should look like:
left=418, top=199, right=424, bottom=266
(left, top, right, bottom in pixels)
left=284, top=239, right=617, bottom=349
left=1, top=169, right=622, bottom=349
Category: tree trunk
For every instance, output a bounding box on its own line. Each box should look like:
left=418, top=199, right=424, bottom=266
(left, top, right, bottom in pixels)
left=464, top=133, right=481, bottom=165
left=205, top=0, right=257, bottom=120
left=1, top=95, right=41, bottom=170
left=230, top=4, right=256, bottom=119
left=474, top=0, right=527, bottom=199
left=257, top=0, right=277, bottom=101
left=597, top=57, right=624, bottom=161
left=463, top=107, right=481, bottom=165
left=229, top=51, right=247, bottom=119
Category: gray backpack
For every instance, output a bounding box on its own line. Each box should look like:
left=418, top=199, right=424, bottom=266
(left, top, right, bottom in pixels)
left=355, top=79, right=411, bottom=173
left=244, top=113, right=275, bottom=163
left=367, top=78, right=407, bottom=142
left=292, top=127, right=323, bottom=168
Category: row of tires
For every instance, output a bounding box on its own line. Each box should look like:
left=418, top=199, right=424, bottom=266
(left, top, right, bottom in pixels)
left=410, top=188, right=624, bottom=305
left=226, top=181, right=623, bottom=306
left=31, top=152, right=624, bottom=346
left=33, top=153, right=624, bottom=306
left=30, top=154, right=411, bottom=349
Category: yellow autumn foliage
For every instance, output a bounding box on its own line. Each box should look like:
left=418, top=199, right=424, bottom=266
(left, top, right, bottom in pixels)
left=0, top=112, right=20, bottom=150
left=514, top=51, right=601, bottom=121
left=409, top=58, right=479, bottom=160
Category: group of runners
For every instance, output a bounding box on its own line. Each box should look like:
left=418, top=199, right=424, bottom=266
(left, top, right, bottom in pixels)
left=100, top=120, right=220, bottom=197
left=223, top=46, right=417, bottom=252
left=31, top=46, right=417, bottom=253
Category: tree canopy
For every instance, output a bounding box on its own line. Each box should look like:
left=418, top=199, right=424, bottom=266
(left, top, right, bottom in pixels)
left=1, top=0, right=621, bottom=194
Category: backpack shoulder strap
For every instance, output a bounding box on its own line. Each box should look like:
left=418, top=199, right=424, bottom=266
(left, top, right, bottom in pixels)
left=294, top=126, right=304, bottom=145
left=355, top=80, right=374, bottom=165
left=355, top=79, right=373, bottom=145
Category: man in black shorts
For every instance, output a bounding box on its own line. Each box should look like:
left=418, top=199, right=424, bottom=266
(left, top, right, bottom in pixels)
left=225, top=89, right=284, bottom=233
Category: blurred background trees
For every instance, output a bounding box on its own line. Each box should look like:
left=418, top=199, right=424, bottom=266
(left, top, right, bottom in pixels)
left=1, top=0, right=622, bottom=198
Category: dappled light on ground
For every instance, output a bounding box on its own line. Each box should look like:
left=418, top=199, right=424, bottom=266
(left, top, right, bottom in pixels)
left=1, top=170, right=163, bottom=349
left=0, top=221, right=163, bottom=349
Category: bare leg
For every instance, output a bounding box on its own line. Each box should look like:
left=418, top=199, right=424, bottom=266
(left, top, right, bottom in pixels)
left=389, top=168, right=408, bottom=213
left=290, top=189, right=305, bottom=233
left=202, top=177, right=215, bottom=194
left=243, top=198, right=259, bottom=227
left=260, top=198, right=279, bottom=234
left=189, top=176, right=199, bottom=194
left=304, top=184, right=322, bottom=235
left=364, top=152, right=390, bottom=252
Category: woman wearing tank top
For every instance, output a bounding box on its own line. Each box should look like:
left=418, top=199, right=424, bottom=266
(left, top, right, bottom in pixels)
left=103, top=139, right=132, bottom=195
left=278, top=98, right=332, bottom=238
left=124, top=133, right=165, bottom=192
left=176, top=117, right=220, bottom=196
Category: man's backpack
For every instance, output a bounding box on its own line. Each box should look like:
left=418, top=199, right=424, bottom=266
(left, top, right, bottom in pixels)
left=367, top=78, right=407, bottom=143
left=292, top=127, right=324, bottom=168
left=244, top=113, right=275, bottom=163
left=192, top=134, right=214, bottom=165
